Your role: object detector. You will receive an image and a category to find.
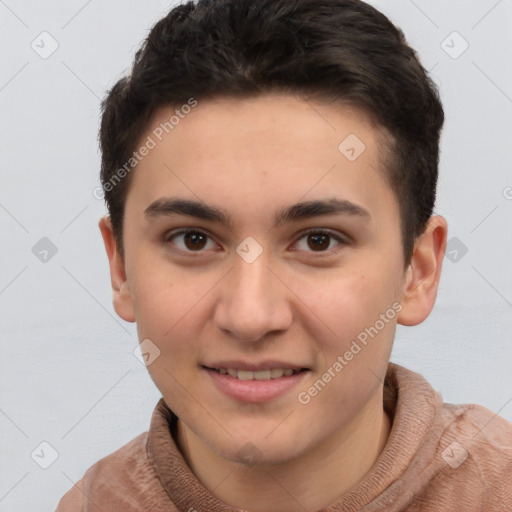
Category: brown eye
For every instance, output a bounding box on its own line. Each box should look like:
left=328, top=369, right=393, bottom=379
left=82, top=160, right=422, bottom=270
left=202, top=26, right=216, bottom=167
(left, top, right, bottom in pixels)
left=165, top=229, right=216, bottom=252
left=307, top=233, right=331, bottom=251
left=183, top=231, right=208, bottom=250
left=294, top=230, right=346, bottom=253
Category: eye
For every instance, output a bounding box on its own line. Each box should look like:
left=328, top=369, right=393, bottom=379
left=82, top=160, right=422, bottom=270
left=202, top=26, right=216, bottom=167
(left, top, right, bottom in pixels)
left=163, top=228, right=349, bottom=255
left=164, top=229, right=217, bottom=253
left=293, top=229, right=347, bottom=253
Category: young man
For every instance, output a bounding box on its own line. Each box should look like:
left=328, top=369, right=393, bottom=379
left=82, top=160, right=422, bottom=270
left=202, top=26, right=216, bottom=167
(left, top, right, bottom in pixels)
left=56, top=0, right=512, bottom=510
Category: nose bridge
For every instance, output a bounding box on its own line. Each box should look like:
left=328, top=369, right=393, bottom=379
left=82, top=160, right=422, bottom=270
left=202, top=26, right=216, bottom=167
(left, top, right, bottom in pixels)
left=215, top=250, right=291, bottom=342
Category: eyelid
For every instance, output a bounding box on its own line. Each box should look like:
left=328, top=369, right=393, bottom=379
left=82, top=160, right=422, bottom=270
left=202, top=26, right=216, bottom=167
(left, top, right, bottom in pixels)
left=163, top=227, right=215, bottom=242
left=291, top=228, right=349, bottom=254
left=163, top=228, right=221, bottom=254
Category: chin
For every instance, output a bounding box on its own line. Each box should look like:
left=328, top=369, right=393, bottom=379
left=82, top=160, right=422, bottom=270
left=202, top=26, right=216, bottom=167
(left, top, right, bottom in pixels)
left=209, top=432, right=305, bottom=467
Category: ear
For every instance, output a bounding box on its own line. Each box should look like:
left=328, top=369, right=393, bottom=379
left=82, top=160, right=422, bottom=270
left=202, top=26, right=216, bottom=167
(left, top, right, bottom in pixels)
left=98, top=215, right=135, bottom=323
left=397, top=215, right=448, bottom=326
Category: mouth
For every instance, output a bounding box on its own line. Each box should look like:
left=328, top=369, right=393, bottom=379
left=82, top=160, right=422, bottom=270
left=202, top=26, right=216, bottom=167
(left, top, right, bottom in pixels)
left=202, top=364, right=310, bottom=402
left=204, top=366, right=308, bottom=380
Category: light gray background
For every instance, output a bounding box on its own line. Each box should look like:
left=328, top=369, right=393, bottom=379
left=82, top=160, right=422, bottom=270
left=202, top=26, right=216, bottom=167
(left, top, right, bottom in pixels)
left=1, top=1, right=511, bottom=510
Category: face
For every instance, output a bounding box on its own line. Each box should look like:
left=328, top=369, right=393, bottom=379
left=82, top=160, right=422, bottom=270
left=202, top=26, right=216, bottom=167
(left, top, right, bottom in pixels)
left=104, top=94, right=429, bottom=465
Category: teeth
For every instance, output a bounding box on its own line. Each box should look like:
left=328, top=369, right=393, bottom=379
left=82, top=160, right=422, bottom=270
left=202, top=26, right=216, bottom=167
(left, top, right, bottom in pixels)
left=216, top=368, right=300, bottom=380
left=254, top=370, right=271, bottom=380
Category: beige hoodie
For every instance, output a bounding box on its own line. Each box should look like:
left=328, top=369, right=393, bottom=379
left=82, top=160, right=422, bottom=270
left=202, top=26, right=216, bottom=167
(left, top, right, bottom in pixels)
left=55, top=363, right=512, bottom=511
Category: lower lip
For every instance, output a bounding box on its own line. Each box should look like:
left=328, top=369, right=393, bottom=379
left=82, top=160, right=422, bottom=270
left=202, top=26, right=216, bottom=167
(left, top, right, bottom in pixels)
left=204, top=367, right=309, bottom=403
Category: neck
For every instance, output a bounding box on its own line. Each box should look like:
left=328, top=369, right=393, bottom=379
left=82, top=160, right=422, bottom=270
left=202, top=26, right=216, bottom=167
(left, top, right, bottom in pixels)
left=176, top=390, right=391, bottom=512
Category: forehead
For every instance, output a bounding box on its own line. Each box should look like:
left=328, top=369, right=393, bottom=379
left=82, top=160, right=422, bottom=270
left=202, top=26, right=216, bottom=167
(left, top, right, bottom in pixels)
left=125, top=94, right=397, bottom=229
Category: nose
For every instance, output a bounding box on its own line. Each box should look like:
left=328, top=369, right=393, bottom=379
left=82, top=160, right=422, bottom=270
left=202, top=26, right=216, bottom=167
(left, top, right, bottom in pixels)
left=214, top=253, right=293, bottom=343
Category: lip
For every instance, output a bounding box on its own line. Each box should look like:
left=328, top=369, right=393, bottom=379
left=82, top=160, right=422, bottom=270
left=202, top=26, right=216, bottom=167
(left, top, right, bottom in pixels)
left=203, top=360, right=307, bottom=372
left=203, top=365, right=310, bottom=403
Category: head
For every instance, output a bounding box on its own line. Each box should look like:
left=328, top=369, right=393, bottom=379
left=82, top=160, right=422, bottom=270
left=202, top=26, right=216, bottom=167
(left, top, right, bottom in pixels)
left=98, top=0, right=447, bottom=466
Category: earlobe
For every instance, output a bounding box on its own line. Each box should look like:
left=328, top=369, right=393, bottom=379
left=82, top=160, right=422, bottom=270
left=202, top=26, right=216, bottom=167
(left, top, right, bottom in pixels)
left=98, top=215, right=136, bottom=323
left=397, top=215, right=448, bottom=326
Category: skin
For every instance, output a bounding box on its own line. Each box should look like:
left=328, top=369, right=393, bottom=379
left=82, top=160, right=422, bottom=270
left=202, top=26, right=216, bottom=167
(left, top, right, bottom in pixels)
left=99, top=94, right=447, bottom=512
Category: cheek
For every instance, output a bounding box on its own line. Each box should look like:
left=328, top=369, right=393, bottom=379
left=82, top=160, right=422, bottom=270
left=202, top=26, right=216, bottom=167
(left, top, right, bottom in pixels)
left=300, top=268, right=398, bottom=399
left=130, top=266, right=205, bottom=399
left=298, top=273, right=396, bottom=410
left=308, top=271, right=393, bottom=342
left=129, top=250, right=203, bottom=337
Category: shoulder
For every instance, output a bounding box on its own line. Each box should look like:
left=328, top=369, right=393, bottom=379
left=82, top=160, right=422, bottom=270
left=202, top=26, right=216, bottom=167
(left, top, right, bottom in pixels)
left=442, top=401, right=512, bottom=446
left=55, top=431, right=172, bottom=511
left=444, top=401, right=512, bottom=469
left=384, top=365, right=512, bottom=510
left=426, top=401, right=512, bottom=509
left=440, top=401, right=512, bottom=470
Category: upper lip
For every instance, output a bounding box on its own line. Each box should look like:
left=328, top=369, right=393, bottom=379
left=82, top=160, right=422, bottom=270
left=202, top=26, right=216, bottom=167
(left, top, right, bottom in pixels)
left=203, top=360, right=309, bottom=372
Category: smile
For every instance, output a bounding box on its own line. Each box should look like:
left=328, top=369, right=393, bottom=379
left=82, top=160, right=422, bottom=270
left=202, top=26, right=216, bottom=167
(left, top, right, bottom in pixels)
left=208, top=367, right=303, bottom=380
left=203, top=365, right=310, bottom=402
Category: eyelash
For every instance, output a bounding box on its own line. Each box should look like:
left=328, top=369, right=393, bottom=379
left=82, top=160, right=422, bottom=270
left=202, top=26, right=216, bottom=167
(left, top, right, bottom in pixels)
left=163, top=228, right=349, bottom=256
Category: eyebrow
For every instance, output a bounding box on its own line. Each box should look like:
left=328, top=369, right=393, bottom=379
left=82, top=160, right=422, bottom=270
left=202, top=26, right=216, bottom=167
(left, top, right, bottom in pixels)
left=144, top=196, right=371, bottom=228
